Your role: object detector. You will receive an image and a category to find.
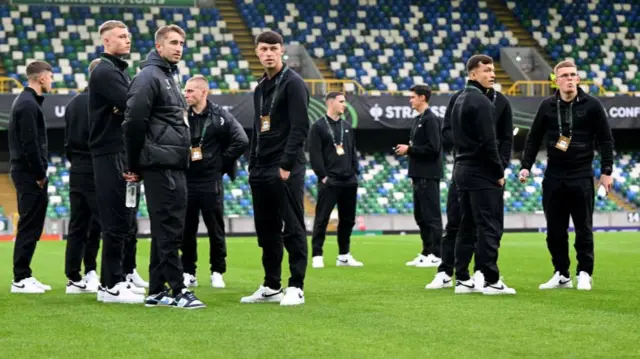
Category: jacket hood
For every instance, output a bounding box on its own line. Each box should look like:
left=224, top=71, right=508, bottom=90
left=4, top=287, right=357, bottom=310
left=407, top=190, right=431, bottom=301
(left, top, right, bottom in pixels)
left=140, top=50, right=178, bottom=72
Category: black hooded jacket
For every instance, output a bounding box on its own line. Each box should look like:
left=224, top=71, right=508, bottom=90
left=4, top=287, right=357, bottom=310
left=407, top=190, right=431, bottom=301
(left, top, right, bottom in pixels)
left=520, top=87, right=614, bottom=179
left=442, top=83, right=513, bottom=170
left=88, top=53, right=130, bottom=156
left=123, top=50, right=191, bottom=172
left=186, top=100, right=249, bottom=185
left=64, top=89, right=93, bottom=173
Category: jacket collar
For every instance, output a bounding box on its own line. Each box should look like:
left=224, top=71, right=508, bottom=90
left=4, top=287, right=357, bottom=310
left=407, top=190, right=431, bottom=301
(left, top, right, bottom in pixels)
left=24, top=86, right=44, bottom=105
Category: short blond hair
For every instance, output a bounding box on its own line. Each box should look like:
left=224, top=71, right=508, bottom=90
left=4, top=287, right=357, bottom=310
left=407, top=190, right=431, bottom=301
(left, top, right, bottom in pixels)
left=99, top=20, right=127, bottom=36
left=554, top=60, right=577, bottom=75
left=186, top=75, right=208, bottom=87
left=155, top=24, right=186, bottom=43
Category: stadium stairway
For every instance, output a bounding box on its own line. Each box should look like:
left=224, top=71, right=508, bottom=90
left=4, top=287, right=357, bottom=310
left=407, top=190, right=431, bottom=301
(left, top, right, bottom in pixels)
left=216, top=0, right=264, bottom=78
left=608, top=186, right=636, bottom=211
left=314, top=58, right=337, bottom=80
left=0, top=174, right=17, bottom=217
left=487, top=0, right=555, bottom=69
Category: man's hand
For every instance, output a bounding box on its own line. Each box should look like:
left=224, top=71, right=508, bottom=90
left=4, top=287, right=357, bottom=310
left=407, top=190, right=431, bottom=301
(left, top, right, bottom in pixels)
left=518, top=169, right=530, bottom=184
left=498, top=177, right=505, bottom=187
left=36, top=177, right=48, bottom=189
left=395, top=144, right=409, bottom=156
left=599, top=174, right=613, bottom=192
left=322, top=177, right=327, bottom=184
left=280, top=168, right=290, bottom=181
left=123, top=172, right=141, bottom=182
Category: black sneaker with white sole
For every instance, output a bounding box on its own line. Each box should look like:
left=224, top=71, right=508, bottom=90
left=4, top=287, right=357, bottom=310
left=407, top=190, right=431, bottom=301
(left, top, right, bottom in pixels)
left=145, top=291, right=176, bottom=307
left=174, top=289, right=206, bottom=309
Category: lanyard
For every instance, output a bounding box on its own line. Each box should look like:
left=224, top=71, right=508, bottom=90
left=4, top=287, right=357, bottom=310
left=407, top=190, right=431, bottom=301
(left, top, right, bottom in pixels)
left=410, top=111, right=426, bottom=143
left=556, top=99, right=573, bottom=138
left=259, top=66, right=289, bottom=116
left=323, top=116, right=344, bottom=146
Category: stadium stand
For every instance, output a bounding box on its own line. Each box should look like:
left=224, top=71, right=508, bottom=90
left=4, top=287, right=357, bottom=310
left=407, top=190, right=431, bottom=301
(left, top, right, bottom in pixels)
left=0, top=4, right=256, bottom=92
left=237, top=0, right=519, bottom=93
left=40, top=152, right=628, bottom=220
left=508, top=0, right=640, bottom=93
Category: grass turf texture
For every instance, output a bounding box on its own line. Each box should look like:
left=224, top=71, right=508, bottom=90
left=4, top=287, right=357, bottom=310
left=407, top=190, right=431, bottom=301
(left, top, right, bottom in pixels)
left=0, top=233, right=639, bottom=359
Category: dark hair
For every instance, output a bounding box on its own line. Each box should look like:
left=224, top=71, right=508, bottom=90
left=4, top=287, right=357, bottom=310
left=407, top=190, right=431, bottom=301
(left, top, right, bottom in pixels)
left=466, top=54, right=494, bottom=73
left=26, top=61, right=53, bottom=79
left=409, top=84, right=431, bottom=101
left=325, top=91, right=344, bottom=101
left=255, top=30, right=284, bottom=46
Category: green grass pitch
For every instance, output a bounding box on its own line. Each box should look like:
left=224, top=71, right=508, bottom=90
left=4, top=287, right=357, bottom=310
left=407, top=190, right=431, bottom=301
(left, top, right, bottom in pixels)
left=1, top=233, right=639, bottom=359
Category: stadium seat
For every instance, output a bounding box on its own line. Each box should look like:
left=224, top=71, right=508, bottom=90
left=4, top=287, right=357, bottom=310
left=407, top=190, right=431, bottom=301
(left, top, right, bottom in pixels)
left=0, top=4, right=256, bottom=92
left=507, top=0, right=640, bottom=93
left=237, top=0, right=518, bottom=92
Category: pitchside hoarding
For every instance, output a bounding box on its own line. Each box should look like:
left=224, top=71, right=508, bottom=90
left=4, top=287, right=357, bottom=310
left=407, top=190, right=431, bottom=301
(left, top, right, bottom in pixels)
left=1, top=94, right=639, bottom=131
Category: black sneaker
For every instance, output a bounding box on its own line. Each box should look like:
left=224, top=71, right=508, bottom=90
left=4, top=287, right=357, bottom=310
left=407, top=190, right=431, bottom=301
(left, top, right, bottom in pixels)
left=144, top=290, right=176, bottom=307
left=174, top=289, right=206, bottom=309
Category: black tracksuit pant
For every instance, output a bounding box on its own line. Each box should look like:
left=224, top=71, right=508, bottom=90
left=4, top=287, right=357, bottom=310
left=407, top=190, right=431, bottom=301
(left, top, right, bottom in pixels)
left=181, top=179, right=227, bottom=276
left=413, top=178, right=443, bottom=257
left=542, top=177, right=595, bottom=277
left=311, top=183, right=357, bottom=257
left=11, top=171, right=49, bottom=282
left=93, top=153, right=138, bottom=289
left=453, top=166, right=504, bottom=284
left=142, top=169, right=187, bottom=296
left=249, top=164, right=307, bottom=290
left=65, top=171, right=102, bottom=282
left=438, top=179, right=479, bottom=277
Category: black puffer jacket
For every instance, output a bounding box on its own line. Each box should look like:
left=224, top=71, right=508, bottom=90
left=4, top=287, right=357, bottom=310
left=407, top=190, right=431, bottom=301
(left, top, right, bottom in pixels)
left=123, top=50, right=191, bottom=172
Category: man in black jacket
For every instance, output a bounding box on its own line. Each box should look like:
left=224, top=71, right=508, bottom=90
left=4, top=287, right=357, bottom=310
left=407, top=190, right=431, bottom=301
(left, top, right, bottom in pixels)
left=396, top=85, right=443, bottom=269
left=426, top=73, right=513, bottom=290
left=451, top=54, right=515, bottom=295
left=519, top=60, right=613, bottom=291
left=180, top=75, right=248, bottom=289
left=123, top=25, right=205, bottom=309
left=89, top=20, right=146, bottom=304
left=64, top=58, right=102, bottom=295
left=8, top=61, right=53, bottom=294
left=240, top=30, right=309, bottom=307
left=309, top=92, right=362, bottom=269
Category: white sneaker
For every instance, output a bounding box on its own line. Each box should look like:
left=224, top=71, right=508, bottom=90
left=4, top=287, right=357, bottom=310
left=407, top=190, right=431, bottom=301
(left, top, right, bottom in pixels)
left=426, top=271, right=453, bottom=289
left=406, top=254, right=428, bottom=266
left=473, top=271, right=485, bottom=290
left=11, top=278, right=45, bottom=294
left=576, top=271, right=592, bottom=291
left=312, top=256, right=324, bottom=268
left=415, top=254, right=441, bottom=268
left=483, top=279, right=517, bottom=295
left=240, top=285, right=284, bottom=304
left=102, top=282, right=145, bottom=304
left=126, top=269, right=149, bottom=288
left=126, top=282, right=146, bottom=295
left=336, top=253, right=364, bottom=267
left=28, top=277, right=52, bottom=291
left=280, top=287, right=305, bottom=306
left=97, top=286, right=105, bottom=302
left=211, top=272, right=225, bottom=288
left=183, top=273, right=198, bottom=288
left=83, top=271, right=100, bottom=292
left=66, top=280, right=95, bottom=294
left=454, top=279, right=480, bottom=294
left=539, top=272, right=573, bottom=290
